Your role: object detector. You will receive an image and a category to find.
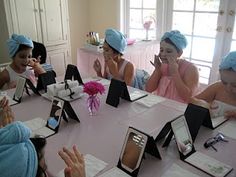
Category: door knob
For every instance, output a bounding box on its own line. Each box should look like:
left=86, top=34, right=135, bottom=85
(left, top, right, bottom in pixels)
left=226, top=27, right=232, bottom=32
left=229, top=10, right=235, bottom=16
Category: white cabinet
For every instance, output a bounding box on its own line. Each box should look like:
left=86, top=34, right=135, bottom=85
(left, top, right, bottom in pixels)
left=3, top=0, right=71, bottom=76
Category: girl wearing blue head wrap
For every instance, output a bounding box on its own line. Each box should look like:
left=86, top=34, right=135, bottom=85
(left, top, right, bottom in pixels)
left=0, top=34, right=46, bottom=90
left=146, top=30, right=199, bottom=103
left=193, top=51, right=236, bottom=119
left=93, top=29, right=134, bottom=86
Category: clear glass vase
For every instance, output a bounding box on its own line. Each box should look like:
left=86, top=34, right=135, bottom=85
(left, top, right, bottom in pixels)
left=87, top=95, right=100, bottom=116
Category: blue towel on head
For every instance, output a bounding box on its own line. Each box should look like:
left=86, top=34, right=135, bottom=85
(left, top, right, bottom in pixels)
left=219, top=51, right=236, bottom=71
left=0, top=121, right=38, bottom=177
left=105, top=29, right=127, bottom=54
left=161, top=30, right=187, bottom=51
left=7, top=34, right=34, bottom=58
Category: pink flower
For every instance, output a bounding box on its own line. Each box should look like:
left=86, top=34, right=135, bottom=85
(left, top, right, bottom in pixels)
left=83, top=81, right=105, bottom=96
left=143, top=21, right=153, bottom=30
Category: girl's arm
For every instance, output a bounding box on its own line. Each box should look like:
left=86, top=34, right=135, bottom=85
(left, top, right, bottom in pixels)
left=145, top=68, right=162, bottom=92
left=195, top=82, right=220, bottom=103
left=123, top=62, right=134, bottom=86
left=173, top=64, right=199, bottom=102
left=0, top=70, right=10, bottom=90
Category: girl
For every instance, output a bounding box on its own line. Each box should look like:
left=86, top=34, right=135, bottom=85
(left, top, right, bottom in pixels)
left=93, top=29, right=134, bottom=86
left=0, top=34, right=45, bottom=90
left=146, top=30, right=199, bottom=103
left=194, top=51, right=236, bottom=119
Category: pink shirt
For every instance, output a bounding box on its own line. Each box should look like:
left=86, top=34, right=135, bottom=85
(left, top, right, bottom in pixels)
left=156, top=60, right=195, bottom=103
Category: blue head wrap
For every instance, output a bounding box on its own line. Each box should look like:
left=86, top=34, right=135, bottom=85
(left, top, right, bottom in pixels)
left=0, top=121, right=38, bottom=177
left=161, top=30, right=187, bottom=51
left=7, top=34, right=34, bottom=58
left=219, top=51, right=236, bottom=71
left=105, top=28, right=127, bottom=54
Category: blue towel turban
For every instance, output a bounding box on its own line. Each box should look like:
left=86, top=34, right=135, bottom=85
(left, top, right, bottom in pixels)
left=219, top=51, right=236, bottom=71
left=7, top=34, right=34, bottom=58
left=0, top=121, right=38, bottom=177
left=105, top=28, right=127, bottom=54
left=161, top=30, right=187, bottom=51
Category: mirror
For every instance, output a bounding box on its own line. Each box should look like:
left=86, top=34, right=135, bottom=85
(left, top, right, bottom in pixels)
left=47, top=98, right=64, bottom=130
left=171, top=116, right=193, bottom=155
left=120, top=128, right=147, bottom=172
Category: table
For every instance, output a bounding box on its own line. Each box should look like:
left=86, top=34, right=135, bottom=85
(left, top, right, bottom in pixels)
left=7, top=87, right=236, bottom=177
left=77, top=41, right=160, bottom=78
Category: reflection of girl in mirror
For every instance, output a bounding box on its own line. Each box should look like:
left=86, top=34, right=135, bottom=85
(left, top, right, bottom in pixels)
left=121, top=132, right=142, bottom=170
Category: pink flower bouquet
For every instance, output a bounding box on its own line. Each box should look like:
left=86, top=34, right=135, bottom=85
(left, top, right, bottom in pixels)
left=83, top=81, right=105, bottom=96
left=83, top=81, right=105, bottom=115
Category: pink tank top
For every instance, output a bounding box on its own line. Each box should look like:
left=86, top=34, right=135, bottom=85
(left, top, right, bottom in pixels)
left=156, top=60, right=194, bottom=103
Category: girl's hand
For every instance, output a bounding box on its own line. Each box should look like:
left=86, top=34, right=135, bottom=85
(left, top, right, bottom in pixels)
left=93, top=59, right=102, bottom=73
left=167, top=56, right=178, bottom=76
left=0, top=97, right=14, bottom=128
left=153, top=54, right=162, bottom=69
left=58, top=146, right=86, bottom=177
left=28, top=58, right=45, bottom=75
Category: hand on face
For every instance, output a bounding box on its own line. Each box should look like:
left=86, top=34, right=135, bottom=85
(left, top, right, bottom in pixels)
left=167, top=56, right=179, bottom=76
left=93, top=59, right=102, bottom=73
left=153, top=54, right=161, bottom=69
left=27, top=58, right=45, bottom=74
left=0, top=97, right=14, bottom=128
left=58, top=145, right=86, bottom=177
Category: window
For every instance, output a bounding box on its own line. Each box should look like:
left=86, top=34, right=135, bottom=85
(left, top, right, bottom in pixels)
left=123, top=0, right=236, bottom=85
left=125, top=0, right=157, bottom=40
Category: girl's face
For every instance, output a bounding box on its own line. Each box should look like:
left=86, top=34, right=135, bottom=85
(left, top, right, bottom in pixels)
left=220, top=70, right=236, bottom=95
left=103, top=42, right=117, bottom=61
left=12, top=48, right=32, bottom=73
left=159, top=41, right=181, bottom=63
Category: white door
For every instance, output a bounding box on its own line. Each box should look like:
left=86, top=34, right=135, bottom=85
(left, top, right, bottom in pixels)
left=167, top=0, right=236, bottom=85
left=5, top=0, right=42, bottom=42
left=39, top=0, right=68, bottom=46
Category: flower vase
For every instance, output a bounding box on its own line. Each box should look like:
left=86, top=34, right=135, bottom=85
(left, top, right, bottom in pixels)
left=87, top=95, right=100, bottom=116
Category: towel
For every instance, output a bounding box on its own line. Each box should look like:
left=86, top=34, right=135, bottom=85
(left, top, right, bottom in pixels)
left=219, top=51, right=236, bottom=71
left=0, top=121, right=38, bottom=177
left=7, top=34, right=34, bottom=58
left=105, top=28, right=127, bottom=54
left=57, top=86, right=83, bottom=98
left=161, top=30, right=187, bottom=51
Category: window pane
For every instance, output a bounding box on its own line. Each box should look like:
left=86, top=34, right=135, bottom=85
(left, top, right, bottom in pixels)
left=143, top=0, right=156, bottom=8
left=196, top=0, right=220, bottom=11
left=129, top=29, right=146, bottom=39
left=130, top=0, right=142, bottom=8
left=183, top=36, right=191, bottom=58
left=194, top=13, right=218, bottom=37
left=192, top=37, right=215, bottom=61
left=230, top=41, right=236, bottom=52
left=143, top=10, right=156, bottom=29
left=173, top=0, right=194, bottom=10
left=172, top=12, right=193, bottom=35
left=130, top=9, right=142, bottom=28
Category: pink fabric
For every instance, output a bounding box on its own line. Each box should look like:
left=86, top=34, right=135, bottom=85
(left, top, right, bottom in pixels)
left=156, top=60, right=193, bottom=103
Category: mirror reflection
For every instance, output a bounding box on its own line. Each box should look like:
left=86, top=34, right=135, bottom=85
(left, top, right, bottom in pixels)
left=173, top=117, right=193, bottom=155
left=121, top=132, right=145, bottom=170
